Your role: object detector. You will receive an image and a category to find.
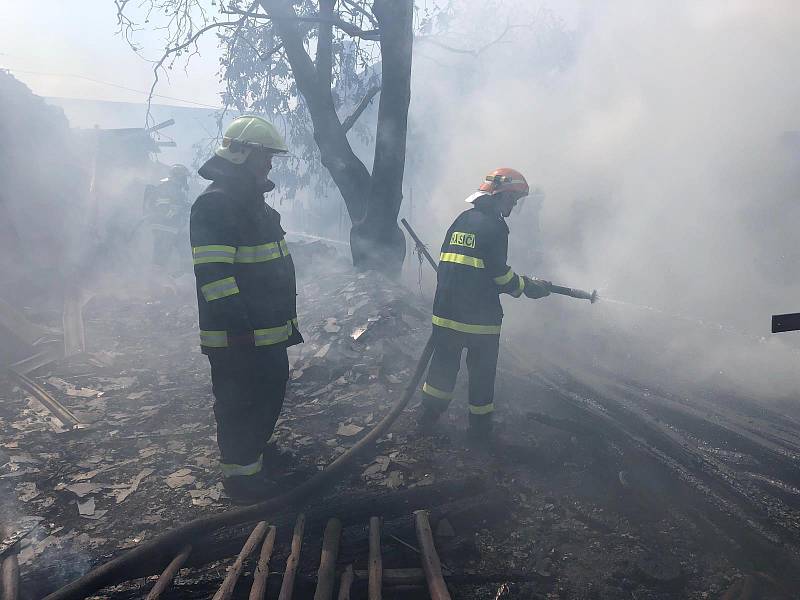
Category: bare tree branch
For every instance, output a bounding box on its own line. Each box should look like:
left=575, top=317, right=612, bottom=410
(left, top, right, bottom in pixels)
left=144, top=17, right=247, bottom=125
left=316, top=0, right=335, bottom=88
left=225, top=6, right=380, bottom=40
left=340, top=0, right=379, bottom=28
left=341, top=84, right=380, bottom=133
left=416, top=19, right=529, bottom=57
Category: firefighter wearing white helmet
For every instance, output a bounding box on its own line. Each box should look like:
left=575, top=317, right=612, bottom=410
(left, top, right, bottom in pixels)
left=190, top=115, right=301, bottom=503
left=418, top=168, right=552, bottom=444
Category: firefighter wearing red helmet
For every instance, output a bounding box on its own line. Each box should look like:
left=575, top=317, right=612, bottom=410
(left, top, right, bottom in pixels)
left=419, top=168, right=552, bottom=443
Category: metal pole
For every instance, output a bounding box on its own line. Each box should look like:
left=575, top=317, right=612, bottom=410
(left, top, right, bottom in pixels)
left=400, top=218, right=437, bottom=272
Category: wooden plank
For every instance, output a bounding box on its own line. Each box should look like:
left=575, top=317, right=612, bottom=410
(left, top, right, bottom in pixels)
left=145, top=545, right=192, bottom=600
left=313, top=518, right=342, bottom=600
left=212, top=521, right=268, bottom=600
left=413, top=510, right=451, bottom=600
left=277, top=513, right=306, bottom=600
left=336, top=565, right=354, bottom=600
left=248, top=526, right=276, bottom=600
left=368, top=516, right=382, bottom=600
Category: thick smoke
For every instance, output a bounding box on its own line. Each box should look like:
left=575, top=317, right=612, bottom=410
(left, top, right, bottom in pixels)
left=411, top=1, right=800, bottom=399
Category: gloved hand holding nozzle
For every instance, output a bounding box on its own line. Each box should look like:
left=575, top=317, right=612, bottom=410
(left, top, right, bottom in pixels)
left=523, top=276, right=598, bottom=303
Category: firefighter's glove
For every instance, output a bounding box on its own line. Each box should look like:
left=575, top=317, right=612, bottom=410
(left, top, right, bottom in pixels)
left=523, top=276, right=551, bottom=299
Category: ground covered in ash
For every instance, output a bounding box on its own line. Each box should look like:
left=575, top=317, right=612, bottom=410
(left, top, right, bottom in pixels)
left=2, top=241, right=800, bottom=599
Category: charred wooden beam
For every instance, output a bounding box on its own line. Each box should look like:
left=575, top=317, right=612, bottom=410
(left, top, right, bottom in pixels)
left=1, top=551, right=19, bottom=600
left=213, top=522, right=268, bottom=600
left=313, top=518, right=342, bottom=600
left=7, top=371, right=83, bottom=430
left=144, top=544, right=192, bottom=600
left=248, top=525, right=276, bottom=600
left=368, top=517, right=382, bottom=600
left=277, top=513, right=306, bottom=600
left=414, top=510, right=451, bottom=600
left=337, top=565, right=354, bottom=600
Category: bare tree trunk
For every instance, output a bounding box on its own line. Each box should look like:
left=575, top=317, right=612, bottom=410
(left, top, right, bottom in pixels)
left=261, top=0, right=413, bottom=275
left=350, top=0, right=413, bottom=275
left=262, top=0, right=370, bottom=225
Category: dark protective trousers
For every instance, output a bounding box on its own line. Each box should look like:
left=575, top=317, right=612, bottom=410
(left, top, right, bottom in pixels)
left=421, top=332, right=500, bottom=428
left=207, top=347, right=289, bottom=478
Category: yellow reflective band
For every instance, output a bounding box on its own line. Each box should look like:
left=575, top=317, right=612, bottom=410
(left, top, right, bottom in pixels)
left=201, top=277, right=240, bottom=301
left=432, top=315, right=501, bottom=335
left=200, top=330, right=229, bottom=348
left=439, top=252, right=485, bottom=269
left=494, top=267, right=515, bottom=286
left=192, top=244, right=236, bottom=265
left=469, top=403, right=495, bottom=415
left=253, top=321, right=292, bottom=347
left=422, top=382, right=454, bottom=401
left=220, top=455, right=263, bottom=477
left=509, top=275, right=525, bottom=298
left=279, top=239, right=290, bottom=256
left=235, top=241, right=283, bottom=263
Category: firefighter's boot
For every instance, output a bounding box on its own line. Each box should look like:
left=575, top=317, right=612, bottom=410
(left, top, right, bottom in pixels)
left=466, top=414, right=494, bottom=447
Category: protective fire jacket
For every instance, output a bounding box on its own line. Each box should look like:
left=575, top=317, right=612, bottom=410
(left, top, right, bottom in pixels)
left=432, top=202, right=525, bottom=338
left=144, top=178, right=189, bottom=234
left=190, top=155, right=302, bottom=354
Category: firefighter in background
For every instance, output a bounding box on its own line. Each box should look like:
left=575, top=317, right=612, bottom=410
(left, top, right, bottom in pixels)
left=419, top=168, right=551, bottom=442
left=143, top=164, right=191, bottom=273
left=190, top=116, right=302, bottom=503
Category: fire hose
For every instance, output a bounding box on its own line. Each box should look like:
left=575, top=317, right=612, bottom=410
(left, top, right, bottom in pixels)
left=45, top=338, right=435, bottom=600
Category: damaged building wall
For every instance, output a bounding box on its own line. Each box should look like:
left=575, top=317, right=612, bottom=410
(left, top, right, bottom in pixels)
left=0, top=70, right=88, bottom=311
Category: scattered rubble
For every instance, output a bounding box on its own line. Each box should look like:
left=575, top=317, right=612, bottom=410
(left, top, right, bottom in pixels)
left=1, top=243, right=799, bottom=599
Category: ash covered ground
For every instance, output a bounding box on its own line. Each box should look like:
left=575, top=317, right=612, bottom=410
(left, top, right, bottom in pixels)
left=2, top=241, right=800, bottom=599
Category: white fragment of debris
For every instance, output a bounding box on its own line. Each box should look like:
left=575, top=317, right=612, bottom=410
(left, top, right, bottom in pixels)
left=63, top=482, right=102, bottom=498
left=351, top=325, right=368, bottom=341
left=116, top=468, right=154, bottom=503
left=165, top=468, right=196, bottom=489
left=71, top=469, right=100, bottom=482
left=96, top=376, right=138, bottom=391
left=189, top=483, right=223, bottom=506
left=336, top=423, right=364, bottom=437
left=383, top=470, right=404, bottom=490
left=16, top=481, right=39, bottom=502
left=46, top=376, right=103, bottom=398
left=127, top=391, right=149, bottom=400
left=324, top=318, right=341, bottom=333
left=315, top=343, right=331, bottom=358
left=138, top=446, right=159, bottom=458
left=77, top=496, right=96, bottom=516
left=362, top=455, right=391, bottom=479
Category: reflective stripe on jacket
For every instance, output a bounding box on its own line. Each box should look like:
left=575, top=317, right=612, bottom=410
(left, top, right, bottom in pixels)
left=190, top=155, right=302, bottom=354
left=432, top=203, right=524, bottom=337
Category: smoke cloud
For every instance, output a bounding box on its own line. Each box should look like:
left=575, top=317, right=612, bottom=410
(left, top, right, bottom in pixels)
left=410, top=1, right=800, bottom=399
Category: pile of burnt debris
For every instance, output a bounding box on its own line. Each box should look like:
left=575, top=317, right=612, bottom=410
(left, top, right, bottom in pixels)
left=2, top=240, right=800, bottom=599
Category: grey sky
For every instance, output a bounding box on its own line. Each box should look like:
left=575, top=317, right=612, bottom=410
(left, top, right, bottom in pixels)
left=1, top=0, right=583, bottom=108
left=0, top=0, right=222, bottom=107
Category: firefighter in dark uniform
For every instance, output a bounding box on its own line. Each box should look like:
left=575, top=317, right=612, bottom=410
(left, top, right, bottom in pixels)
left=190, top=116, right=302, bottom=503
left=144, top=164, right=191, bottom=272
left=419, top=168, right=551, bottom=442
